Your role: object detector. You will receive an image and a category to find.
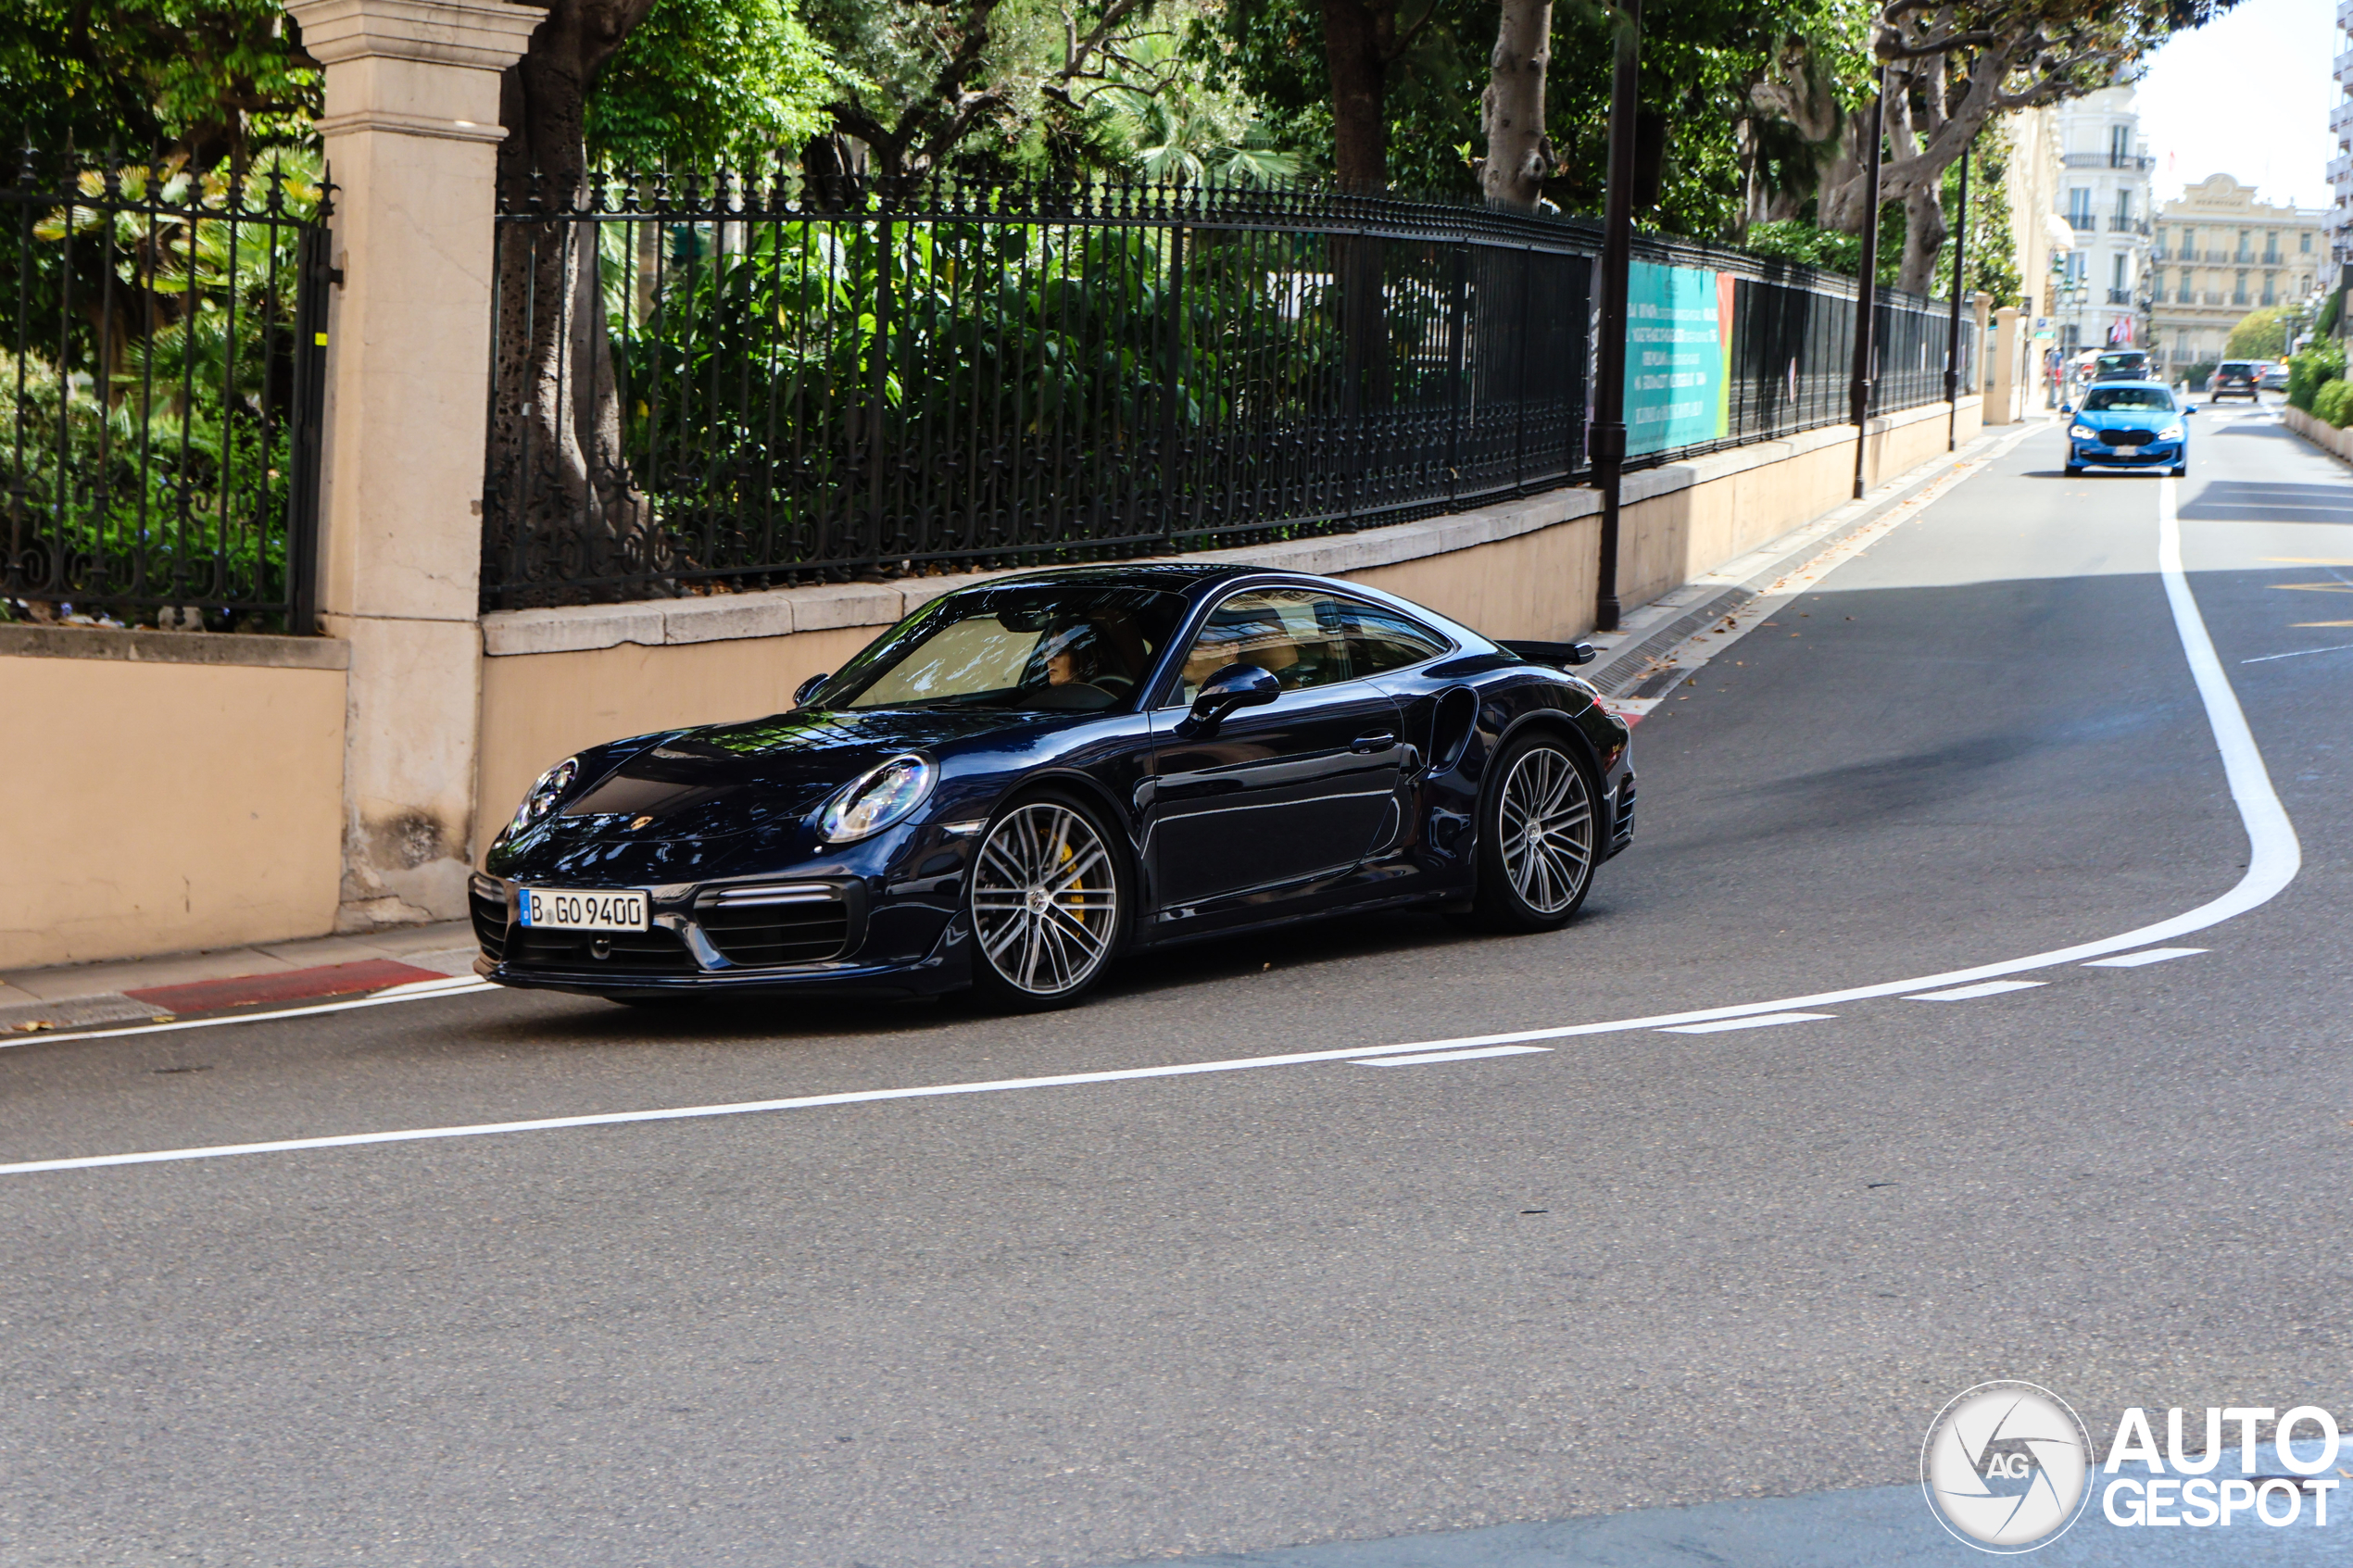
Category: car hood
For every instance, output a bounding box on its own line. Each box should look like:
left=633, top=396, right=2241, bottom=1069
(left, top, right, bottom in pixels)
left=2079, top=408, right=2180, bottom=431
left=546, top=707, right=1032, bottom=844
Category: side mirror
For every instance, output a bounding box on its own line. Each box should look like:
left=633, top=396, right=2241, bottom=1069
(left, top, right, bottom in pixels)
left=2182, top=404, right=2196, bottom=416
left=1187, top=663, right=1280, bottom=730
left=2058, top=402, right=2073, bottom=414
left=793, top=671, right=831, bottom=707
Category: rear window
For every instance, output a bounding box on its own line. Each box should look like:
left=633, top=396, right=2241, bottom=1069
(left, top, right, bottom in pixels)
left=2219, top=362, right=2254, bottom=372
left=2083, top=386, right=2175, bottom=411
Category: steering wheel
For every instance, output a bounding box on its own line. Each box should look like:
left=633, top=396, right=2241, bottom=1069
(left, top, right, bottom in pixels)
left=1092, top=673, right=1137, bottom=696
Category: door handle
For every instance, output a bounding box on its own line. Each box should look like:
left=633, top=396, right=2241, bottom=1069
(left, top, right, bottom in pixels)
left=1351, top=731, right=1398, bottom=754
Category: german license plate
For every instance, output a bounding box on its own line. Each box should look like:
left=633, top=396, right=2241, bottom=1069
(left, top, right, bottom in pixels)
left=519, top=888, right=648, bottom=932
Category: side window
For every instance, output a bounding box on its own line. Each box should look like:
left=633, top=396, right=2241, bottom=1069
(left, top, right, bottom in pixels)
left=1170, top=588, right=1353, bottom=704
left=1335, top=599, right=1451, bottom=675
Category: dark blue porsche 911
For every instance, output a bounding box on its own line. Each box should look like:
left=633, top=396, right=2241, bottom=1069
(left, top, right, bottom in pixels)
left=472, top=563, right=1635, bottom=1010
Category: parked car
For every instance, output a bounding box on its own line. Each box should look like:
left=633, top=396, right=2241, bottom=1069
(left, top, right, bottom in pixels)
left=472, top=565, right=1636, bottom=1010
left=2259, top=362, right=2290, bottom=391
left=2209, top=360, right=2260, bottom=400
left=2092, top=349, right=2151, bottom=382
left=2066, top=381, right=2193, bottom=477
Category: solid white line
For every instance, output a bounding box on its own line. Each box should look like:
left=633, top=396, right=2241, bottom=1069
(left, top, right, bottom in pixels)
left=1, top=978, right=497, bottom=1049
left=2083, top=947, right=2207, bottom=968
left=1659, top=1012, right=1834, bottom=1035
left=1351, top=1045, right=1554, bottom=1067
left=1905, top=981, right=2049, bottom=1002
left=0, top=471, right=2305, bottom=1178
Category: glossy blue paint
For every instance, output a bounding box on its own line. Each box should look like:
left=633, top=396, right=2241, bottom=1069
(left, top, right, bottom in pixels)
left=474, top=563, right=1634, bottom=999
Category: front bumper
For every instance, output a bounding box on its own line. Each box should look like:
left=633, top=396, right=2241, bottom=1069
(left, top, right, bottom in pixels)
left=470, top=869, right=969, bottom=998
left=2071, top=439, right=2182, bottom=466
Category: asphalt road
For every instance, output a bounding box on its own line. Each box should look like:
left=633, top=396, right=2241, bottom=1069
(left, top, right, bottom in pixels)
left=3, top=401, right=2350, bottom=1568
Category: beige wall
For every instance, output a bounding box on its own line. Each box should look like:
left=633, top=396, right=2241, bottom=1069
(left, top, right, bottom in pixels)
left=0, top=654, right=346, bottom=970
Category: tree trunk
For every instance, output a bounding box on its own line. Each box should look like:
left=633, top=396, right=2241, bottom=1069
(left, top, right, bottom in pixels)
left=1479, top=0, right=1554, bottom=209
left=484, top=0, right=661, bottom=604
left=1321, top=0, right=1389, bottom=192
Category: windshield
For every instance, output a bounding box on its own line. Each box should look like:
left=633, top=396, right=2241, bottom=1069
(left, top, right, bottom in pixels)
left=2083, top=386, right=2175, bottom=412
left=2095, top=353, right=2145, bottom=374
left=818, top=583, right=1188, bottom=713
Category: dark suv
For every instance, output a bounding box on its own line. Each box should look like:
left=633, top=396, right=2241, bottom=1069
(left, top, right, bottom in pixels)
left=2209, top=360, right=2260, bottom=401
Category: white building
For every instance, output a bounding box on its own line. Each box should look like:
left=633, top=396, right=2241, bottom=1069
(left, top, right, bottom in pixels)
left=2050, top=84, right=2154, bottom=355
left=2332, top=0, right=2353, bottom=266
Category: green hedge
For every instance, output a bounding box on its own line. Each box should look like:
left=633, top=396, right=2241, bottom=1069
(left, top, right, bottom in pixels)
left=2287, top=339, right=2346, bottom=413
left=2312, top=374, right=2353, bottom=428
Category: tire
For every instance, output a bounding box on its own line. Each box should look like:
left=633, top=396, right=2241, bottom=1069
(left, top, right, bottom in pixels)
left=2171, top=463, right=2188, bottom=478
left=965, top=790, right=1130, bottom=1010
left=2065, top=463, right=2084, bottom=476
left=1467, top=729, right=1600, bottom=934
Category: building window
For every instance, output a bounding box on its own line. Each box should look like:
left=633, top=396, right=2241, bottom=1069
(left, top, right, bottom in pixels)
left=2067, top=188, right=2093, bottom=227
left=2301, top=232, right=2314, bottom=254
left=2265, top=230, right=2280, bottom=263
left=2262, top=273, right=2276, bottom=306
left=2234, top=269, right=2248, bottom=305
left=2154, top=227, right=2169, bottom=258
left=2237, top=228, right=2252, bottom=260
left=2179, top=270, right=2194, bottom=302
left=2109, top=124, right=2130, bottom=164
left=2116, top=189, right=2133, bottom=220
left=2112, top=254, right=2128, bottom=289
left=2183, top=226, right=2197, bottom=259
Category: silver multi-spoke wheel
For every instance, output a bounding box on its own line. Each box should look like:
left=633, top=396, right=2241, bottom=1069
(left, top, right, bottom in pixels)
left=971, top=801, right=1121, bottom=998
left=1497, top=745, right=1594, bottom=916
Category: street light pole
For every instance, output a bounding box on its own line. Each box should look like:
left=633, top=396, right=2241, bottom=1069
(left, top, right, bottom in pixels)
left=1945, top=143, right=1969, bottom=451
left=1590, top=0, right=1641, bottom=633
left=1849, top=65, right=1887, bottom=500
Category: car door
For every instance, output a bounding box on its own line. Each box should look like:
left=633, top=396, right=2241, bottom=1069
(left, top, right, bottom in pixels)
left=1145, top=587, right=1408, bottom=914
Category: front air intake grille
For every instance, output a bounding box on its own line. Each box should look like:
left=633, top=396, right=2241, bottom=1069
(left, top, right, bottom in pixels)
left=470, top=889, right=510, bottom=962
left=2105, top=428, right=2154, bottom=446
left=1613, top=778, right=1638, bottom=843
left=509, top=926, right=696, bottom=973
left=698, top=892, right=849, bottom=967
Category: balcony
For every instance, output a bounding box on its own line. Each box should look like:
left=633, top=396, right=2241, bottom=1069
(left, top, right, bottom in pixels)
left=2061, top=152, right=2155, bottom=169
left=2178, top=289, right=2198, bottom=305
left=2338, top=48, right=2353, bottom=79
left=2264, top=251, right=2282, bottom=266
left=2067, top=213, right=2097, bottom=232
left=2108, top=288, right=2134, bottom=305
left=2233, top=292, right=2250, bottom=306
left=2205, top=291, right=2228, bottom=304
left=2334, top=98, right=2353, bottom=135
left=2108, top=216, right=2150, bottom=234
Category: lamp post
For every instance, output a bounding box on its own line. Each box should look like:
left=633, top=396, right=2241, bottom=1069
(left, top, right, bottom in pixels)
left=1590, top=0, right=1641, bottom=633
left=1944, top=144, right=1969, bottom=451
left=1848, top=64, right=1888, bottom=500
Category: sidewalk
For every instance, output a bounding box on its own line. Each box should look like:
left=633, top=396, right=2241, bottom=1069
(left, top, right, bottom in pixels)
left=0, top=921, right=478, bottom=1035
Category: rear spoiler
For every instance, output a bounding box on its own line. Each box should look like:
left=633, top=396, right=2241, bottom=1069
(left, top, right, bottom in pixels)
left=1499, top=638, right=1597, bottom=669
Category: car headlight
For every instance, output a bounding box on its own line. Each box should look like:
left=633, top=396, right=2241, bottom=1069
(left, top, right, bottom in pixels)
left=2157, top=423, right=2184, bottom=440
left=817, top=754, right=937, bottom=843
left=2070, top=424, right=2099, bottom=441
left=509, top=757, right=578, bottom=835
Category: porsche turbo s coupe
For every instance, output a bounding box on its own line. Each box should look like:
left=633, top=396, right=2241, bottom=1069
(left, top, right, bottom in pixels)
left=472, top=563, right=1635, bottom=1010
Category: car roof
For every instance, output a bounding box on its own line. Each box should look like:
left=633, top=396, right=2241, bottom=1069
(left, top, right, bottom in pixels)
left=2085, top=379, right=2174, bottom=391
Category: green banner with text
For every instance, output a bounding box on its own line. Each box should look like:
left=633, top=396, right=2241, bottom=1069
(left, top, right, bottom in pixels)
left=1627, top=261, right=1737, bottom=457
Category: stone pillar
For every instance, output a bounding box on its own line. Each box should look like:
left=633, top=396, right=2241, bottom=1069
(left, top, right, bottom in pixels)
left=1987, top=305, right=2022, bottom=425
left=285, top=0, right=540, bottom=930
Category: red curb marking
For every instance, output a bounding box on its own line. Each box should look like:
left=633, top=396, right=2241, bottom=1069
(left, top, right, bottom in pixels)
left=125, top=960, right=449, bottom=1018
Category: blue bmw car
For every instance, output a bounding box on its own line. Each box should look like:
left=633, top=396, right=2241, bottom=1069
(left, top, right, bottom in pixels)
left=2065, top=381, right=2193, bottom=476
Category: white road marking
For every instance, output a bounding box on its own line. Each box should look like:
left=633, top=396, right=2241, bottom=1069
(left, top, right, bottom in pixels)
left=1, top=976, right=496, bottom=1050
left=2083, top=947, right=2207, bottom=968
left=1658, top=1012, right=1835, bottom=1035
left=1905, top=981, right=2049, bottom=1002
left=2242, top=642, right=2353, bottom=664
left=1350, top=1045, right=1554, bottom=1067
left=0, top=474, right=2304, bottom=1179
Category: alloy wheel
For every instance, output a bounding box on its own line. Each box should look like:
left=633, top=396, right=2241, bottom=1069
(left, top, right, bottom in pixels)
left=971, top=802, right=1121, bottom=997
left=1497, top=745, right=1594, bottom=916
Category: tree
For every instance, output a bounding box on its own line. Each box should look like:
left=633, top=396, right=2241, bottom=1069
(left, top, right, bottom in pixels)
left=2226, top=306, right=2287, bottom=360
left=1754, top=0, right=2244, bottom=293
left=588, top=0, right=834, bottom=169
left=1478, top=0, right=1552, bottom=208
left=0, top=0, right=318, bottom=166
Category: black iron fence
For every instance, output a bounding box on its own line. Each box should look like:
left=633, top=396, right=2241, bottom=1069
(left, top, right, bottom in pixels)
left=479, top=171, right=1973, bottom=611
left=2, top=152, right=331, bottom=630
